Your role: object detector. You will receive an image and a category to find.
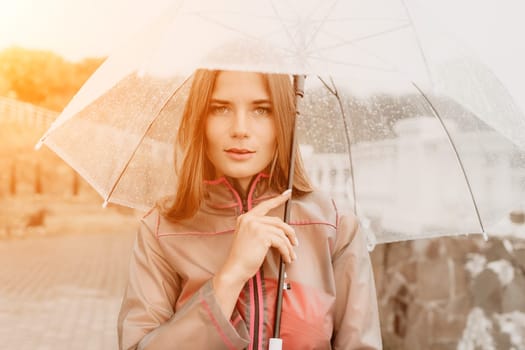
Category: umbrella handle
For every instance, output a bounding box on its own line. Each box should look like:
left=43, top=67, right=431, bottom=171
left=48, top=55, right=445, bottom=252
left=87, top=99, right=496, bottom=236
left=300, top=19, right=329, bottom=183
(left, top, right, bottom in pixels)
left=268, top=338, right=283, bottom=350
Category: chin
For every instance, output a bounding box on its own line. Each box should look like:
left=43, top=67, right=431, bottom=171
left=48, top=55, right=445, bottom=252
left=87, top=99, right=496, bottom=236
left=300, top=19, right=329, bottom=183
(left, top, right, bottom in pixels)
left=223, top=167, right=265, bottom=180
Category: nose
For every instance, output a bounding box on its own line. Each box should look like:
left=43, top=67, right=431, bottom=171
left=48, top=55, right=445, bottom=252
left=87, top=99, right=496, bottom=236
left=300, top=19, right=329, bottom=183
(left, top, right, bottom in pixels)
left=230, top=108, right=249, bottom=138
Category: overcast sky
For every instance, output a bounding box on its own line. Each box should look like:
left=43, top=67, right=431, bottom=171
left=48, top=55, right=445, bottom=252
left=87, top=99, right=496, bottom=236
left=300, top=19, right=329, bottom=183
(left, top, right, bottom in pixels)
left=1, top=0, right=524, bottom=111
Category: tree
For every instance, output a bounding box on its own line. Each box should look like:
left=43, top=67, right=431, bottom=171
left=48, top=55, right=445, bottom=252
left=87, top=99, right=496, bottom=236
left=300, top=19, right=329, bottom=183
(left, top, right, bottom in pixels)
left=0, top=47, right=104, bottom=111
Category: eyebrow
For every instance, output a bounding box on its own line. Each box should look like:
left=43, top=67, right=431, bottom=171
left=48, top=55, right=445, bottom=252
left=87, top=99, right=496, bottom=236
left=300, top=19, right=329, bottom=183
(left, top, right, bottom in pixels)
left=253, top=100, right=272, bottom=105
left=209, top=99, right=229, bottom=104
left=209, top=99, right=272, bottom=105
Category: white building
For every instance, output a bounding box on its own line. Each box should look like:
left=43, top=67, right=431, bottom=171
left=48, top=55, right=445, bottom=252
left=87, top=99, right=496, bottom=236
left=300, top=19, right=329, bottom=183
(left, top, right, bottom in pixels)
left=301, top=117, right=525, bottom=244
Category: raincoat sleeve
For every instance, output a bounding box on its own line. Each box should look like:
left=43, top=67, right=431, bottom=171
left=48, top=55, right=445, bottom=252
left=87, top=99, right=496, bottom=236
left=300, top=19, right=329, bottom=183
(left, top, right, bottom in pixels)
left=331, top=214, right=382, bottom=349
left=117, top=216, right=250, bottom=350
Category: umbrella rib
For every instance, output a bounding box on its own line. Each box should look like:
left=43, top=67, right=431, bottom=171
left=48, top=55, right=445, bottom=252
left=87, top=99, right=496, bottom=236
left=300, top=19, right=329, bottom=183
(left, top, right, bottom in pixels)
left=193, top=7, right=312, bottom=52
left=192, top=12, right=278, bottom=46
left=103, top=75, right=192, bottom=206
left=411, top=82, right=486, bottom=237
left=400, top=0, right=434, bottom=85
left=318, top=76, right=358, bottom=217
left=306, top=55, right=396, bottom=73
left=188, top=8, right=406, bottom=75
left=301, top=24, right=411, bottom=74
left=192, top=10, right=302, bottom=58
left=303, top=0, right=340, bottom=50
left=313, top=23, right=411, bottom=52
left=269, top=0, right=302, bottom=57
left=266, top=0, right=339, bottom=58
left=320, top=16, right=409, bottom=23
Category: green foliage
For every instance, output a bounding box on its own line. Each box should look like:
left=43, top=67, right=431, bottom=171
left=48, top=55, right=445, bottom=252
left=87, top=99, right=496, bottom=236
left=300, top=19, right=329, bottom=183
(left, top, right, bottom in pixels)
left=0, top=47, right=104, bottom=111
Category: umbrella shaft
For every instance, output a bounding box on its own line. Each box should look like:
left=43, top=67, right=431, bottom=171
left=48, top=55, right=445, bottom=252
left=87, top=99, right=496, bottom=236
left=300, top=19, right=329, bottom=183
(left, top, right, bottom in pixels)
left=273, top=75, right=305, bottom=340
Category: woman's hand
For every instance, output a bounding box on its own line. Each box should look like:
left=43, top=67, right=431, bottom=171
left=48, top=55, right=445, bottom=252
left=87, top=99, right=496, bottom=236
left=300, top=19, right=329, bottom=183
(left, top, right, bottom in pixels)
left=212, top=189, right=298, bottom=318
left=227, top=189, right=298, bottom=281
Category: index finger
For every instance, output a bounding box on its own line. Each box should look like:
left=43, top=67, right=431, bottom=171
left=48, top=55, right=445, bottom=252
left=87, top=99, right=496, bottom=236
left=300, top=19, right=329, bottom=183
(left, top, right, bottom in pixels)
left=249, top=189, right=292, bottom=216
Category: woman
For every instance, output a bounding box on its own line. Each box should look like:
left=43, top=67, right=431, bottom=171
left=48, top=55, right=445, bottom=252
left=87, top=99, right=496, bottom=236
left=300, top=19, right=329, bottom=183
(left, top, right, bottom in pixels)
left=118, top=69, right=382, bottom=349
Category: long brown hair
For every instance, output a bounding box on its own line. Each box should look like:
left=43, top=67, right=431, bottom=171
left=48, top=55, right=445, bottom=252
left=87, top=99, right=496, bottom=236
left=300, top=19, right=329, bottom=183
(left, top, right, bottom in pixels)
left=160, top=69, right=312, bottom=221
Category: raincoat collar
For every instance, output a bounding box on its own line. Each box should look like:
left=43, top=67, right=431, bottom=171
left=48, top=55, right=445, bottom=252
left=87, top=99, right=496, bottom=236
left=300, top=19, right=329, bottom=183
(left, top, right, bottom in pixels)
left=203, top=173, right=278, bottom=215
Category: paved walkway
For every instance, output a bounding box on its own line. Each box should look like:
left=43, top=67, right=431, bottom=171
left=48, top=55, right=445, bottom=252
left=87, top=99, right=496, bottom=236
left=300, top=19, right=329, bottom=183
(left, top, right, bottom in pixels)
left=0, top=230, right=136, bottom=349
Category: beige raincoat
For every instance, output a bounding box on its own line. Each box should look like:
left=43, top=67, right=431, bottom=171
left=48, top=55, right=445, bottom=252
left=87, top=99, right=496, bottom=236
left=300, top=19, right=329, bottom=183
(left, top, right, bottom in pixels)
left=118, top=173, right=382, bottom=349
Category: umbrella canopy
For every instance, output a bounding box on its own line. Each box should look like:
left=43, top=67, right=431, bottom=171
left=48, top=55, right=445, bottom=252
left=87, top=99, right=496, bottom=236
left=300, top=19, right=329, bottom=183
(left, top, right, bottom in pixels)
left=37, top=0, right=525, bottom=244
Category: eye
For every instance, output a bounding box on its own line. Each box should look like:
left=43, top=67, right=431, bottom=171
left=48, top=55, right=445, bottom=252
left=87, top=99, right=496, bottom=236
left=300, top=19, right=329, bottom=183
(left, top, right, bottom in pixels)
left=210, top=104, right=230, bottom=115
left=253, top=106, right=272, bottom=116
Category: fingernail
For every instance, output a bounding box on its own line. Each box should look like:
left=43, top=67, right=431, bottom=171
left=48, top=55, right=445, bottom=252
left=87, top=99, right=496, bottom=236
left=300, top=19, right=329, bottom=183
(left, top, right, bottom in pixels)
left=293, top=251, right=297, bottom=260
left=295, top=237, right=299, bottom=246
left=281, top=189, right=292, bottom=196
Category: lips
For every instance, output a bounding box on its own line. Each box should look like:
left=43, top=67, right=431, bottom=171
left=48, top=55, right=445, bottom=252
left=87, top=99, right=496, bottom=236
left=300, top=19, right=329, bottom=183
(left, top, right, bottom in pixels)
left=224, top=148, right=255, bottom=160
left=225, top=148, right=254, bottom=154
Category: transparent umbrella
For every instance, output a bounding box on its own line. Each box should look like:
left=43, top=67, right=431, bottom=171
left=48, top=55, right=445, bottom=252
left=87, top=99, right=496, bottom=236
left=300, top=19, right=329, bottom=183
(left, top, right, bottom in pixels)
left=36, top=1, right=525, bottom=346
left=37, top=0, right=525, bottom=244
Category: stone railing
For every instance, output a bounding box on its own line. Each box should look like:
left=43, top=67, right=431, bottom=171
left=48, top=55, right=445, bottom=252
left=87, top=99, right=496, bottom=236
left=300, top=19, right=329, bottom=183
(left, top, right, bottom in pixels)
left=0, top=98, right=87, bottom=198
left=0, top=97, right=57, bottom=129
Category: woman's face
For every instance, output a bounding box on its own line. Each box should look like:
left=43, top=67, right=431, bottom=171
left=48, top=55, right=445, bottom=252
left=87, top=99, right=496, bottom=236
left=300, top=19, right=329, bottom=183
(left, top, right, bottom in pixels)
left=205, top=71, right=277, bottom=191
